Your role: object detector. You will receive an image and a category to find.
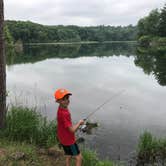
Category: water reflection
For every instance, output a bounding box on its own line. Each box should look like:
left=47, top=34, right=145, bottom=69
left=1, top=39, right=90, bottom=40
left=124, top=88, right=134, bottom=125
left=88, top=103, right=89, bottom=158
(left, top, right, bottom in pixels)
left=6, top=43, right=136, bottom=63
left=6, top=43, right=166, bottom=86
left=135, top=47, right=166, bottom=86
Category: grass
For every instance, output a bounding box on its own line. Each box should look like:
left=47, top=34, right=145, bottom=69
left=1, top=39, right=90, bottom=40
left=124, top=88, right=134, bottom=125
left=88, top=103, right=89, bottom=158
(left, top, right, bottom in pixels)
left=0, top=139, right=118, bottom=166
left=81, top=149, right=99, bottom=166
left=0, top=106, right=58, bottom=147
left=137, top=131, right=166, bottom=164
left=0, top=139, right=40, bottom=165
left=0, top=139, right=68, bottom=166
left=71, top=148, right=118, bottom=166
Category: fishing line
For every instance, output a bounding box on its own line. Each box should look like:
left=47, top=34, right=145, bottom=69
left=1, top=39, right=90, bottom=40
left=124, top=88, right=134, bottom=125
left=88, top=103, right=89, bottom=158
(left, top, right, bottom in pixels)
left=84, top=89, right=126, bottom=121
left=79, top=89, right=126, bottom=132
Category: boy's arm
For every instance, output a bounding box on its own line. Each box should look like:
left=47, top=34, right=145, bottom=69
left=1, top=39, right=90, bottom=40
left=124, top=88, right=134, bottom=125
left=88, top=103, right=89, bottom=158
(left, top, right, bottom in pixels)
left=68, top=120, right=84, bottom=133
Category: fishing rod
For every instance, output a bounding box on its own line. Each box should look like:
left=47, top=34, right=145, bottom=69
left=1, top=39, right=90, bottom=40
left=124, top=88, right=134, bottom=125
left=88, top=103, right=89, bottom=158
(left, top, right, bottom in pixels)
left=85, top=89, right=125, bottom=120
left=80, top=89, right=125, bottom=132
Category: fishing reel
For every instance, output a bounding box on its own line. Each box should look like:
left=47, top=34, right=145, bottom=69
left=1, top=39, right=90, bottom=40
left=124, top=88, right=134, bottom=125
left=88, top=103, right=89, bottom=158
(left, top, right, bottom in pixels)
left=80, top=124, right=88, bottom=132
left=79, top=118, right=88, bottom=132
left=79, top=120, right=98, bottom=133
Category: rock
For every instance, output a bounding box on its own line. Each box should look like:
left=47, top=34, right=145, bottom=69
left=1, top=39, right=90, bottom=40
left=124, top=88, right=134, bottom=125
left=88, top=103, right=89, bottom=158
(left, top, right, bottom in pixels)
left=48, top=147, right=62, bottom=158
left=10, top=151, right=25, bottom=160
left=38, top=148, right=47, bottom=155
left=0, top=148, right=6, bottom=158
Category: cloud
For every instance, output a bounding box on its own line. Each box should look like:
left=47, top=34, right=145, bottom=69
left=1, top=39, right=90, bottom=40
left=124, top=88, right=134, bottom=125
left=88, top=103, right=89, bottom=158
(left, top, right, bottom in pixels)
left=4, top=0, right=166, bottom=26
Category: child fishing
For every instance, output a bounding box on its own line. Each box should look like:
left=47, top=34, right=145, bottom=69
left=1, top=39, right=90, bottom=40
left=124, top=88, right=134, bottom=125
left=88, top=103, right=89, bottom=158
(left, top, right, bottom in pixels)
left=54, top=88, right=84, bottom=166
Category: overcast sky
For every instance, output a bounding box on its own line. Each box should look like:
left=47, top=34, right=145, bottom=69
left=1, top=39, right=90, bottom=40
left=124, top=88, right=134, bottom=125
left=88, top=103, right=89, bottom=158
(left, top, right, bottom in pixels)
left=4, top=0, right=166, bottom=26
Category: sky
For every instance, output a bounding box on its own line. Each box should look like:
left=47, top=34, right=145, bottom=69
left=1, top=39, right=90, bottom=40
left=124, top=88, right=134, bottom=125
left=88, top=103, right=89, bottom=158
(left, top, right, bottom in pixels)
left=4, top=0, right=166, bottom=26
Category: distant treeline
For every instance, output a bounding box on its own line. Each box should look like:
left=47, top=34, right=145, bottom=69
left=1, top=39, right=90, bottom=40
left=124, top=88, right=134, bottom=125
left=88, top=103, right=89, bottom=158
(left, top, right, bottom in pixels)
left=4, top=20, right=137, bottom=44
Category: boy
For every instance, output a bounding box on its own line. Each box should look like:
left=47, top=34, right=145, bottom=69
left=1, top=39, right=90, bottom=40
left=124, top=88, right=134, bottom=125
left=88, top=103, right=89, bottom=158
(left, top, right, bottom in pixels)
left=54, top=88, right=84, bottom=166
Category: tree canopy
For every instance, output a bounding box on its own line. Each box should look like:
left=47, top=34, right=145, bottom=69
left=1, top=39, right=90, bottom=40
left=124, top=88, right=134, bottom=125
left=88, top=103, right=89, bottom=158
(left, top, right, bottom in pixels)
left=5, top=20, right=137, bottom=44
left=137, top=4, right=166, bottom=38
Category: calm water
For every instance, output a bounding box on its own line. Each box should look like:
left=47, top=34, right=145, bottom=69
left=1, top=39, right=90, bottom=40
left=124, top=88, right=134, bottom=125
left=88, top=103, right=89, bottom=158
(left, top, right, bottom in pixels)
left=6, top=43, right=166, bottom=162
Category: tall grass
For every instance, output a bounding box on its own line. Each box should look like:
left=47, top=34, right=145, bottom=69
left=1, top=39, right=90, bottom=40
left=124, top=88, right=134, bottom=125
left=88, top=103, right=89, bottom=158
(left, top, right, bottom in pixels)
left=81, top=149, right=120, bottom=166
left=137, top=131, right=166, bottom=164
left=0, top=106, right=58, bottom=147
left=82, top=149, right=99, bottom=166
left=70, top=148, right=118, bottom=166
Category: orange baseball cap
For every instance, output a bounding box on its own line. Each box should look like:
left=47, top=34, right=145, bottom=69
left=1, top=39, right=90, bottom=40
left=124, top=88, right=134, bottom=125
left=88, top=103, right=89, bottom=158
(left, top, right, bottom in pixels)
left=54, top=88, right=72, bottom=100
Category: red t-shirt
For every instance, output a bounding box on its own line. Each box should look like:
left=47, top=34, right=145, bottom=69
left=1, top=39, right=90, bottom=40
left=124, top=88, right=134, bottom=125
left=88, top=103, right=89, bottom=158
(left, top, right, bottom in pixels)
left=57, top=106, right=76, bottom=145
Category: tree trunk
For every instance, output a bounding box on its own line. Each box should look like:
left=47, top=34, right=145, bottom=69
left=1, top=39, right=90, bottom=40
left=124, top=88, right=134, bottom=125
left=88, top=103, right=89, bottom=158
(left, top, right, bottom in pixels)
left=0, top=0, right=6, bottom=129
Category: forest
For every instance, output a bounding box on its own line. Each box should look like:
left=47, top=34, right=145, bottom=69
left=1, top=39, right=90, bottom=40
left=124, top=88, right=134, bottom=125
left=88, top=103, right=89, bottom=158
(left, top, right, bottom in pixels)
left=4, top=21, right=137, bottom=44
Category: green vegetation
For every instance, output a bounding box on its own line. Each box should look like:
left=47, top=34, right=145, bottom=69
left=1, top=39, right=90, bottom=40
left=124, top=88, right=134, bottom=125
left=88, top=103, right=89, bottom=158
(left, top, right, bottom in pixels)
left=137, top=4, right=166, bottom=47
left=0, top=139, right=118, bottom=166
left=0, top=138, right=69, bottom=165
left=5, top=20, right=137, bottom=44
left=0, top=139, right=41, bottom=165
left=81, top=149, right=118, bottom=166
left=4, top=25, right=14, bottom=46
left=135, top=3, right=166, bottom=86
left=71, top=149, right=115, bottom=166
left=0, top=106, right=58, bottom=147
left=138, top=36, right=166, bottom=48
left=137, top=131, right=166, bottom=165
left=6, top=42, right=136, bottom=65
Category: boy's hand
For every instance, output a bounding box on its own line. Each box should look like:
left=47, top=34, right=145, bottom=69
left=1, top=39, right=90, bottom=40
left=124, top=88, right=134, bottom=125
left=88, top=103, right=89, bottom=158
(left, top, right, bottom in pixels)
left=79, top=119, right=85, bottom=125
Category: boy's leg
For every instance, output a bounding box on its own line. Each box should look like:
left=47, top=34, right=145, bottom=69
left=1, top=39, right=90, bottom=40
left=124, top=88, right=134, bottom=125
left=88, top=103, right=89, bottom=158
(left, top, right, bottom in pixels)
left=66, top=155, right=71, bottom=166
left=62, top=143, right=82, bottom=166
left=75, top=153, right=82, bottom=166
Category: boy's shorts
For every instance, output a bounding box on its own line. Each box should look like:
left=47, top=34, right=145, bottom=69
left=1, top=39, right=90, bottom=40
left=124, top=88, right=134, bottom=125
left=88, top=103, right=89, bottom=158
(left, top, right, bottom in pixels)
left=62, top=143, right=80, bottom=156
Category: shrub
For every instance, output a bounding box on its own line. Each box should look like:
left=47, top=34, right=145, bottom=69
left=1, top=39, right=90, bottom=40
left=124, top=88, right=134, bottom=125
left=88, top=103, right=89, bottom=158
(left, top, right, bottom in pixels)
left=157, top=37, right=166, bottom=46
left=137, top=131, right=166, bottom=164
left=138, top=35, right=152, bottom=47
left=1, top=106, right=58, bottom=147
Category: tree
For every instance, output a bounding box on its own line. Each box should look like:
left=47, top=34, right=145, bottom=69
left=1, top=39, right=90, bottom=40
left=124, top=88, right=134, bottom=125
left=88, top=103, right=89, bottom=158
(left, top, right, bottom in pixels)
left=4, top=25, right=14, bottom=45
left=0, top=0, right=6, bottom=128
left=158, top=4, right=166, bottom=37
left=137, top=9, right=160, bottom=38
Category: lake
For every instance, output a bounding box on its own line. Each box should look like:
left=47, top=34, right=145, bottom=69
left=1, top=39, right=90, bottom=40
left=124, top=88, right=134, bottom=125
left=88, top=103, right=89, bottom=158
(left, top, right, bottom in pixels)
left=6, top=43, right=166, bottom=163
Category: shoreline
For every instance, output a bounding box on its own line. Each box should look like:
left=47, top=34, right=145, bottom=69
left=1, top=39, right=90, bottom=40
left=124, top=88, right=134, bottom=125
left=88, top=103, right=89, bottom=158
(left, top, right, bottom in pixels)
left=25, top=40, right=137, bottom=45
